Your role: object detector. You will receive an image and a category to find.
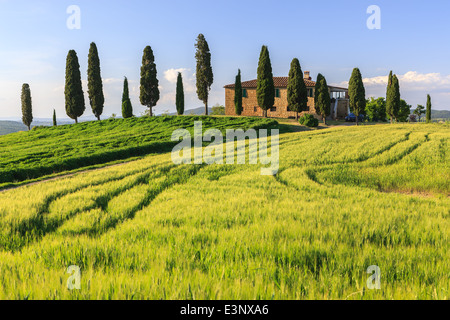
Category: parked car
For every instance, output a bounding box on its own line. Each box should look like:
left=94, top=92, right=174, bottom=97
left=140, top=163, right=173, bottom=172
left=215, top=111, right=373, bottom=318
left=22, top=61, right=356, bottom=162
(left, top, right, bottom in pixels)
left=345, top=113, right=365, bottom=122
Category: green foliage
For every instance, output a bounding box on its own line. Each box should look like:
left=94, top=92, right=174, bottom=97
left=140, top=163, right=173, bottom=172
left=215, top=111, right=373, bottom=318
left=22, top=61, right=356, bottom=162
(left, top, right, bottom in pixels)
left=414, top=105, right=426, bottom=122
left=87, top=42, right=104, bottom=120
left=211, top=104, right=225, bottom=115
left=426, top=95, right=432, bottom=123
left=397, top=99, right=412, bottom=122
left=139, top=46, right=160, bottom=117
left=53, top=109, right=57, bottom=126
left=314, top=74, right=331, bottom=125
left=21, top=83, right=32, bottom=130
left=195, top=34, right=213, bottom=115
left=365, top=97, right=387, bottom=122
left=121, top=77, right=133, bottom=119
left=299, top=113, right=319, bottom=127
left=65, top=50, right=85, bottom=123
left=0, top=116, right=277, bottom=186
left=386, top=71, right=401, bottom=123
left=348, top=68, right=366, bottom=125
left=256, top=45, right=274, bottom=117
left=234, top=69, right=243, bottom=115
left=287, top=58, right=308, bottom=119
left=176, top=72, right=184, bottom=115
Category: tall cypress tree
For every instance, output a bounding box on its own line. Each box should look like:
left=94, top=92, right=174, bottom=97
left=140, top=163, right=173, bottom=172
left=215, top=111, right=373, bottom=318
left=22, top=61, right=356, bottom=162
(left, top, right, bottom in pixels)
left=139, top=46, right=159, bottom=117
left=348, top=67, right=366, bottom=126
left=256, top=45, right=274, bottom=118
left=392, top=75, right=401, bottom=122
left=386, top=71, right=400, bottom=123
left=234, top=69, right=243, bottom=115
left=176, top=72, right=184, bottom=115
left=87, top=42, right=104, bottom=120
left=65, top=50, right=85, bottom=124
left=426, top=94, right=432, bottom=123
left=21, top=83, right=32, bottom=130
left=287, top=58, right=308, bottom=120
left=122, top=77, right=133, bottom=118
left=314, top=74, right=331, bottom=125
left=53, top=109, right=57, bottom=126
left=195, top=34, right=213, bottom=115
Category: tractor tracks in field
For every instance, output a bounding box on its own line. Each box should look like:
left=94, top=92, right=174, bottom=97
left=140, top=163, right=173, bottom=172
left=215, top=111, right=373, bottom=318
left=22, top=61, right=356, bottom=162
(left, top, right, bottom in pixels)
left=2, top=163, right=204, bottom=252
left=0, top=159, right=141, bottom=193
left=274, top=131, right=432, bottom=195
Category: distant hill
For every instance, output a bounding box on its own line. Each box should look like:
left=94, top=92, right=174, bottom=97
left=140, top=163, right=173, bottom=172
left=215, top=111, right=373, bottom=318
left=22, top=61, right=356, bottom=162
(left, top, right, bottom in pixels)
left=0, top=119, right=74, bottom=135
left=164, top=107, right=213, bottom=116
left=0, top=121, right=28, bottom=135
left=431, top=109, right=450, bottom=120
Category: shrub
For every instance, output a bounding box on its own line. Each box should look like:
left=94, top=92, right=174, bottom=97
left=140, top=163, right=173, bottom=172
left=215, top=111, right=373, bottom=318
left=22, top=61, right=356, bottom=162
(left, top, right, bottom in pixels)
left=299, top=114, right=319, bottom=127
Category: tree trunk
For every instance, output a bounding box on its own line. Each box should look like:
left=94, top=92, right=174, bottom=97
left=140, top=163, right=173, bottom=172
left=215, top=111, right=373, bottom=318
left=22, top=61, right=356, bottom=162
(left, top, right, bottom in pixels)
left=323, top=116, right=326, bottom=126
left=355, top=116, right=358, bottom=126
left=205, top=101, right=208, bottom=116
left=27, top=125, right=30, bottom=131
left=97, top=115, right=100, bottom=121
left=75, top=117, right=78, bottom=124
left=148, top=106, right=153, bottom=117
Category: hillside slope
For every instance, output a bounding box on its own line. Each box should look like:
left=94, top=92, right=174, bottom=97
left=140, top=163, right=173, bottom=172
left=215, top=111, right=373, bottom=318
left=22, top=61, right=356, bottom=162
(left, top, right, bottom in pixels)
left=0, top=116, right=277, bottom=187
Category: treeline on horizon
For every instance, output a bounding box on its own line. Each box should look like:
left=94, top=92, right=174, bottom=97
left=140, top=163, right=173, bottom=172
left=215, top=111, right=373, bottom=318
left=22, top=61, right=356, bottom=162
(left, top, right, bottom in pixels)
left=18, top=35, right=435, bottom=130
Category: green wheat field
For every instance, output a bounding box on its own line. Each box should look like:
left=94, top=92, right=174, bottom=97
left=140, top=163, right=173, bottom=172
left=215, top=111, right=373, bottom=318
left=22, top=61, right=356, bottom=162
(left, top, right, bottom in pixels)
left=0, top=118, right=448, bottom=299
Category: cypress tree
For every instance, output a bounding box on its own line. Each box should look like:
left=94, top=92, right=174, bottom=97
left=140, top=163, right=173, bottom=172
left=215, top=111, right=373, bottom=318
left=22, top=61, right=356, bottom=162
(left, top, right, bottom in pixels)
left=386, top=71, right=400, bottom=123
left=139, top=46, right=159, bottom=117
left=21, top=83, right=32, bottom=130
left=314, top=74, right=331, bottom=125
left=426, top=94, right=432, bottom=123
left=348, top=68, right=366, bottom=126
left=256, top=45, right=274, bottom=117
left=176, top=72, right=184, bottom=115
left=287, top=58, right=308, bottom=120
left=65, top=50, right=85, bottom=124
left=392, top=75, right=401, bottom=122
left=87, top=42, right=104, bottom=120
left=121, top=77, right=133, bottom=118
left=386, top=71, right=392, bottom=122
left=234, top=69, right=243, bottom=115
left=53, top=109, right=57, bottom=126
left=195, top=34, right=213, bottom=115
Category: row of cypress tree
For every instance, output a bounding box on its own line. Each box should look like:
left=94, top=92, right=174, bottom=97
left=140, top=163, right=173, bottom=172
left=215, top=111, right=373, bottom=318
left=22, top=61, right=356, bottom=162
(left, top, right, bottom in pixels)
left=20, top=38, right=433, bottom=129
left=67, top=34, right=213, bottom=119
left=20, top=34, right=214, bottom=128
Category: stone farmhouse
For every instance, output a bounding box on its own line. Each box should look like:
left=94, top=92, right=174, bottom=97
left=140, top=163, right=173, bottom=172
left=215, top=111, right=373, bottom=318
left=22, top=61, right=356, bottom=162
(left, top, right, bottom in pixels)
left=224, top=71, right=350, bottom=120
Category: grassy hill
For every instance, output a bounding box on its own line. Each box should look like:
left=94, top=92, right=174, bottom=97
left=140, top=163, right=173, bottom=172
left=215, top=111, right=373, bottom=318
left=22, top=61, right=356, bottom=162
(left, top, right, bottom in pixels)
left=0, top=116, right=277, bottom=188
left=0, top=121, right=448, bottom=299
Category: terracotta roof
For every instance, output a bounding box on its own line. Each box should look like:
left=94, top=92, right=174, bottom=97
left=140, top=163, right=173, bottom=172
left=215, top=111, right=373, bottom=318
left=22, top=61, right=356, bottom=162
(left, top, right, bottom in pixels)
left=224, top=77, right=317, bottom=88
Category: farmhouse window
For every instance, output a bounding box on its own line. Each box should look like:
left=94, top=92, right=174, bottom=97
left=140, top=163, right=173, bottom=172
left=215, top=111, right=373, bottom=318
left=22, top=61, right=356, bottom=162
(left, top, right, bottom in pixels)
left=242, top=89, right=247, bottom=98
left=275, top=89, right=280, bottom=98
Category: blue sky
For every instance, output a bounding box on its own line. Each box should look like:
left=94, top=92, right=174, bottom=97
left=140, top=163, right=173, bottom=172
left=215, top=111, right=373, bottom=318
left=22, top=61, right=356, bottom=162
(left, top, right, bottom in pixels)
left=1, top=0, right=450, bottom=119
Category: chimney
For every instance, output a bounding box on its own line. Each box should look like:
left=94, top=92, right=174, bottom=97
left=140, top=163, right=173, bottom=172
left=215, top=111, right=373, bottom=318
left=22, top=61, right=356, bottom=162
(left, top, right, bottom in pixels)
left=304, top=71, right=311, bottom=80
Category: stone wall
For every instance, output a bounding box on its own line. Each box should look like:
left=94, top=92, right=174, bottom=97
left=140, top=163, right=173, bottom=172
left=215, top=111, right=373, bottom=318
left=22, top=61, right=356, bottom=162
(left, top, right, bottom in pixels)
left=225, top=88, right=319, bottom=119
